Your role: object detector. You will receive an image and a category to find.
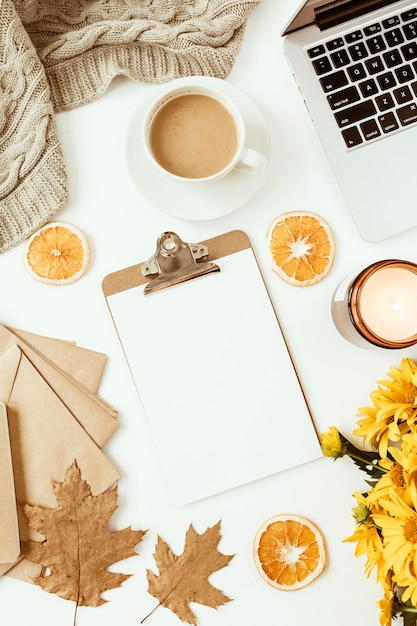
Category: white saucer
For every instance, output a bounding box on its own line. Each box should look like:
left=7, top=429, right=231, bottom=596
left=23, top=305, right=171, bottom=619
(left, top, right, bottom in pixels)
left=126, top=77, right=270, bottom=221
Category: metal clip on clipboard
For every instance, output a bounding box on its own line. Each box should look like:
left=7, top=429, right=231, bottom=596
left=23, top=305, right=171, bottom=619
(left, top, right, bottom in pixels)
left=141, top=232, right=220, bottom=295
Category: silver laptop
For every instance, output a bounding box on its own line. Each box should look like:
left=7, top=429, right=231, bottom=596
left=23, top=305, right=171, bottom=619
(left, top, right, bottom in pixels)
left=282, top=0, right=417, bottom=241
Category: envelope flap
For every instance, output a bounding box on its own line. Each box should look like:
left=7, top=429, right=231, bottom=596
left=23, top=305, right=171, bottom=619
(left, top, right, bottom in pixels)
left=0, top=346, right=21, bottom=404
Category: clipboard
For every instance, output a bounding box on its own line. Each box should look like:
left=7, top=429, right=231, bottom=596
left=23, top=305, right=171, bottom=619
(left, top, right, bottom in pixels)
left=103, top=230, right=321, bottom=503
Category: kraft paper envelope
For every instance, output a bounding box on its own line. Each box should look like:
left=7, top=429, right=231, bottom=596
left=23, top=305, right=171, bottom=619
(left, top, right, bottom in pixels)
left=0, top=325, right=118, bottom=447
left=8, top=327, right=107, bottom=393
left=6, top=325, right=119, bottom=430
left=0, top=346, right=120, bottom=580
left=0, top=402, right=20, bottom=565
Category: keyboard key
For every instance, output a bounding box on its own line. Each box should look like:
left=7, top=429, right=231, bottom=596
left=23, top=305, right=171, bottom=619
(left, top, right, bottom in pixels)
left=365, top=56, right=385, bottom=74
left=402, top=41, right=417, bottom=60
left=385, top=28, right=404, bottom=46
left=395, top=64, right=415, bottom=82
left=347, top=63, right=367, bottom=81
left=331, top=49, right=350, bottom=67
left=376, top=92, right=395, bottom=111
left=383, top=16, right=400, bottom=28
left=341, top=126, right=363, bottom=147
left=360, top=118, right=381, bottom=140
left=349, top=42, right=368, bottom=60
left=377, top=71, right=397, bottom=88
left=412, top=81, right=417, bottom=96
left=378, top=111, right=399, bottom=132
left=383, top=49, right=403, bottom=66
left=366, top=35, right=386, bottom=53
left=312, top=56, right=332, bottom=75
left=359, top=78, right=379, bottom=97
left=364, top=23, right=382, bottom=36
left=397, top=102, right=417, bottom=125
left=334, top=100, right=377, bottom=127
left=327, top=85, right=360, bottom=110
left=308, top=44, right=326, bottom=58
left=403, top=21, right=417, bottom=39
left=393, top=84, right=413, bottom=103
left=345, top=30, right=363, bottom=43
left=327, top=37, right=344, bottom=50
left=401, top=9, right=417, bottom=21
left=319, top=70, right=349, bottom=92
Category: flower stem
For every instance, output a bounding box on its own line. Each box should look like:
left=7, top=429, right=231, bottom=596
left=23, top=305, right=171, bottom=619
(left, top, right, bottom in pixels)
left=338, top=433, right=387, bottom=479
left=347, top=451, right=389, bottom=473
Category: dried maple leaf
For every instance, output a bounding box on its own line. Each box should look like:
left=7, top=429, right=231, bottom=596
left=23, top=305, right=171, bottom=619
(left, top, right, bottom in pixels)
left=21, top=461, right=146, bottom=607
left=142, top=521, right=234, bottom=625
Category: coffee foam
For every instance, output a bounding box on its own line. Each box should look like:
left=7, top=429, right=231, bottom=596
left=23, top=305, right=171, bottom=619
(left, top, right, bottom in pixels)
left=149, top=93, right=238, bottom=179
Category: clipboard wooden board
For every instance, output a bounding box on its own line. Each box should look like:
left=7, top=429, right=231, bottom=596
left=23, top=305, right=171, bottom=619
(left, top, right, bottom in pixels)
left=103, top=230, right=321, bottom=503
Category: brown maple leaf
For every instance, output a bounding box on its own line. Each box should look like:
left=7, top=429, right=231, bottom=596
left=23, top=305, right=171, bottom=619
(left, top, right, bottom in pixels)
left=21, top=461, right=146, bottom=607
left=142, top=521, right=234, bottom=625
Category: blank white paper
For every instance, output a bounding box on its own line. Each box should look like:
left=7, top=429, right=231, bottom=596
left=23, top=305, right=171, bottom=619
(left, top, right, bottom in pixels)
left=107, top=247, right=321, bottom=503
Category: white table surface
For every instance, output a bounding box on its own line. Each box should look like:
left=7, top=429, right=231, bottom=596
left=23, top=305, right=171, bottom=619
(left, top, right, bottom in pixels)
left=2, top=1, right=417, bottom=624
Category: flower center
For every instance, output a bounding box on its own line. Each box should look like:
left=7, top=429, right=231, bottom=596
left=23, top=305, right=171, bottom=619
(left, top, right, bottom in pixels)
left=390, top=462, right=406, bottom=487
left=404, top=517, right=417, bottom=543
left=404, top=382, right=417, bottom=405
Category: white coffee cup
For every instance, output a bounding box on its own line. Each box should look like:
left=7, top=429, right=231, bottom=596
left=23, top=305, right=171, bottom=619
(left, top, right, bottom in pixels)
left=142, top=81, right=267, bottom=184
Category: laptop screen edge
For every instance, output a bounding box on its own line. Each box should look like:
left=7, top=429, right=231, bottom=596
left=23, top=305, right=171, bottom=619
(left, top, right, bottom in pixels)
left=282, top=0, right=402, bottom=35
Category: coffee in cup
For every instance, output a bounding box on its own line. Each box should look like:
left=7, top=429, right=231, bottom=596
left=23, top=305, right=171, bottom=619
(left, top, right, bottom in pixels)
left=143, top=82, right=266, bottom=184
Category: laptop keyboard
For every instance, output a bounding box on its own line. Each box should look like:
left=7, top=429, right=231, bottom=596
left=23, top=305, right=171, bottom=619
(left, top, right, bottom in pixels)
left=308, top=7, right=417, bottom=148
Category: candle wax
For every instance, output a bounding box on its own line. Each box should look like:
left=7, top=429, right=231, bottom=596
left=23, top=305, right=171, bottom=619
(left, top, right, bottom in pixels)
left=359, top=266, right=417, bottom=341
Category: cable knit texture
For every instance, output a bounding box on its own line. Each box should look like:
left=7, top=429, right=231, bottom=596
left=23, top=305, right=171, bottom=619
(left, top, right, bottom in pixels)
left=0, top=0, right=68, bottom=252
left=0, top=0, right=260, bottom=252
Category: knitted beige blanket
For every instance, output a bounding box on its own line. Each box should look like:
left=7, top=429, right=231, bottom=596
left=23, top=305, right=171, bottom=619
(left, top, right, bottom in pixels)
left=0, top=0, right=261, bottom=253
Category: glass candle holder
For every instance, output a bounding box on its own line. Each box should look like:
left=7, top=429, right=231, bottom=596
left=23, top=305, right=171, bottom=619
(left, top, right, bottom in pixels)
left=331, top=260, right=417, bottom=349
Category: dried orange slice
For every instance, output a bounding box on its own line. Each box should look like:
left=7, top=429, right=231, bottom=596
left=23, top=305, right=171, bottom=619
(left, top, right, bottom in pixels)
left=267, top=211, right=335, bottom=286
left=253, top=513, right=326, bottom=591
left=24, top=222, right=90, bottom=285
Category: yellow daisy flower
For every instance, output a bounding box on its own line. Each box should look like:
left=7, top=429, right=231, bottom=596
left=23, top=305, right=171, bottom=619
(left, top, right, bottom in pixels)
left=367, top=442, right=417, bottom=508
left=355, top=401, right=409, bottom=458
left=344, top=492, right=386, bottom=580
left=372, top=482, right=417, bottom=578
left=377, top=571, right=395, bottom=626
left=355, top=359, right=417, bottom=457
left=354, top=409, right=391, bottom=458
left=321, top=425, right=346, bottom=458
left=401, top=430, right=417, bottom=459
left=384, top=360, right=417, bottom=402
left=394, top=561, right=417, bottom=608
left=378, top=596, right=392, bottom=626
left=323, top=359, right=417, bottom=624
